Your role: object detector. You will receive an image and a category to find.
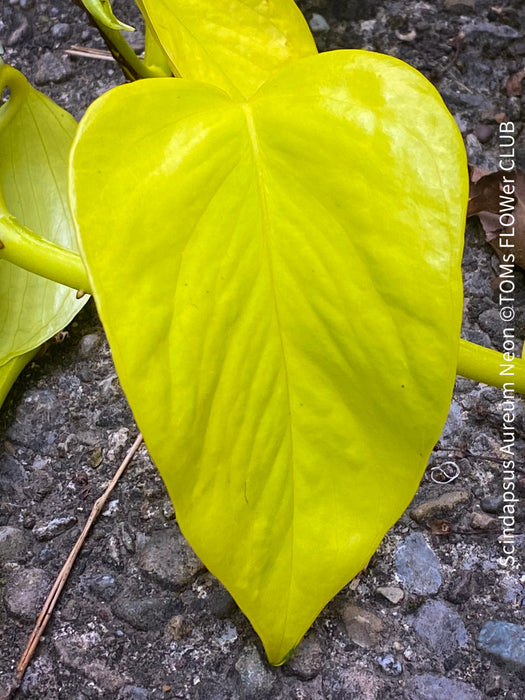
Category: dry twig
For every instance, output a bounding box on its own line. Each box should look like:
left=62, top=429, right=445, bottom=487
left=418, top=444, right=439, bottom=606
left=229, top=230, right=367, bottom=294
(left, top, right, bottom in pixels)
left=3, top=433, right=144, bottom=698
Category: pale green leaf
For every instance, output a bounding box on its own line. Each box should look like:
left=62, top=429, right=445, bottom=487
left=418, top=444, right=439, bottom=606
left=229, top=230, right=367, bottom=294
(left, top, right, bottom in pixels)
left=137, top=0, right=317, bottom=98
left=81, top=0, right=134, bottom=32
left=0, top=64, right=88, bottom=369
left=70, top=51, right=468, bottom=663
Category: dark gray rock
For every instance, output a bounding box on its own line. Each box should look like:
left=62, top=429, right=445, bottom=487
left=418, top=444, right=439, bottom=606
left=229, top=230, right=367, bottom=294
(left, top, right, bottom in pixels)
left=411, top=600, right=468, bottom=654
left=4, top=567, right=51, bottom=620
left=0, top=526, right=27, bottom=563
left=395, top=533, right=442, bottom=594
left=478, top=621, right=525, bottom=669
left=406, top=673, right=483, bottom=700
left=112, top=596, right=176, bottom=631
left=34, top=52, right=73, bottom=85
left=285, top=634, right=323, bottom=680
left=137, top=528, right=205, bottom=587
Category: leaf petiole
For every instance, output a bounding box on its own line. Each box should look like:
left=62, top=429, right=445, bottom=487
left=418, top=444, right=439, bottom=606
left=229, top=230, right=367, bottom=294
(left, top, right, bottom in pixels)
left=0, top=215, right=91, bottom=294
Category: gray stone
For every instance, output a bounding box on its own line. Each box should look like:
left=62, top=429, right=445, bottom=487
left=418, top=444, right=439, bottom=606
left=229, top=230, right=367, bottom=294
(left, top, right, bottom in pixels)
left=406, top=673, right=483, bottom=700
left=410, top=489, right=470, bottom=522
left=285, top=634, right=323, bottom=680
left=343, top=604, right=384, bottom=648
left=235, top=645, right=275, bottom=697
left=411, top=600, right=468, bottom=654
left=51, top=22, right=71, bottom=40
left=376, top=653, right=402, bottom=676
left=33, top=516, right=78, bottom=541
left=85, top=574, right=116, bottom=600
left=117, top=686, right=150, bottom=700
left=137, top=529, right=205, bottom=587
left=0, top=526, right=27, bottom=563
left=113, top=597, right=175, bottom=631
left=395, top=533, right=442, bottom=594
left=34, top=52, right=73, bottom=85
left=309, top=14, right=330, bottom=32
left=4, top=568, right=51, bottom=620
left=478, top=621, right=525, bottom=668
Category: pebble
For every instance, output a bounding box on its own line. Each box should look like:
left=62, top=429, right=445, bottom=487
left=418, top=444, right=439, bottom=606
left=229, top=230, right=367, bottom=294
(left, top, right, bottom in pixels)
left=165, top=614, right=192, bottom=641
left=235, top=645, right=275, bottom=697
left=478, top=621, right=525, bottom=668
left=474, top=123, right=494, bottom=144
left=78, top=333, right=101, bottom=357
left=471, top=511, right=498, bottom=530
left=4, top=568, right=51, bottom=620
left=112, top=597, right=175, bottom=631
left=343, top=604, right=384, bottom=648
left=410, top=489, right=470, bottom=522
left=7, top=16, right=30, bottom=46
left=444, top=0, right=476, bottom=12
left=117, top=686, right=150, bottom=700
left=51, top=22, right=71, bottom=40
left=85, top=574, right=116, bottom=601
left=34, top=52, right=73, bottom=85
left=377, top=586, right=404, bottom=604
left=376, top=653, right=402, bottom=676
left=138, top=529, right=205, bottom=587
left=33, top=515, right=78, bottom=541
left=0, top=526, right=27, bottom=563
left=285, top=634, right=323, bottom=680
left=309, top=14, right=330, bottom=33
left=207, top=586, right=237, bottom=619
left=406, top=673, right=483, bottom=699
left=394, top=533, right=442, bottom=594
left=481, top=495, right=504, bottom=514
left=411, top=600, right=468, bottom=654
left=465, top=22, right=521, bottom=40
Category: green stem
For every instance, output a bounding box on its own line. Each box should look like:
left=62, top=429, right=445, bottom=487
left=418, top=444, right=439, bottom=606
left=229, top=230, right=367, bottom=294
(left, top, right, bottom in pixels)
left=0, top=215, right=92, bottom=294
left=458, top=339, right=525, bottom=394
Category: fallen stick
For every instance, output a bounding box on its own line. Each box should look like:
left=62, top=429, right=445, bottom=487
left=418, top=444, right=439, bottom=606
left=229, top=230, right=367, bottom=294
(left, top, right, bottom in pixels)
left=64, top=45, right=115, bottom=61
left=8, top=432, right=143, bottom=695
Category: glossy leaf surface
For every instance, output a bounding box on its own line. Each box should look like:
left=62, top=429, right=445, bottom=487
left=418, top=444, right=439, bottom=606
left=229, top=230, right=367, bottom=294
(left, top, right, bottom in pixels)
left=0, top=64, right=87, bottom=383
left=70, top=50, right=468, bottom=663
left=138, top=0, right=317, bottom=98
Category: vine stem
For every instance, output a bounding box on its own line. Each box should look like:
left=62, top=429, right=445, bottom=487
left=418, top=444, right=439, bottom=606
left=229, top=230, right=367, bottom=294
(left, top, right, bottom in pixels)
left=458, top=339, right=525, bottom=394
left=8, top=433, right=144, bottom=695
left=0, top=216, right=92, bottom=294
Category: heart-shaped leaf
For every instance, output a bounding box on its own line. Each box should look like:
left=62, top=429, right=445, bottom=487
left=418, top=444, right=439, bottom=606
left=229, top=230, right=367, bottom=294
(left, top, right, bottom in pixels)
left=137, top=0, right=317, bottom=98
left=70, top=50, right=468, bottom=663
left=0, top=64, right=88, bottom=400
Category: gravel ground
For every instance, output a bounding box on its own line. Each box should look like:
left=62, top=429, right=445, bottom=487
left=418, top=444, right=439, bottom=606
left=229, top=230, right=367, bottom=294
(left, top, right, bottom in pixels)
left=1, top=0, right=525, bottom=698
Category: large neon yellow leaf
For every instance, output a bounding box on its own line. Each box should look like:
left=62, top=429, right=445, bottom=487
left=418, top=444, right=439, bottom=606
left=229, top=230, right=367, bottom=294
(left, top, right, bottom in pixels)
left=137, top=0, right=317, bottom=98
left=0, top=64, right=88, bottom=398
left=70, top=50, right=468, bottom=663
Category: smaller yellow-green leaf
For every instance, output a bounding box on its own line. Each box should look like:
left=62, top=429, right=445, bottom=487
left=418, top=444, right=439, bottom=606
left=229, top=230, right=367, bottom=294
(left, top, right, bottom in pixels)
left=0, top=64, right=88, bottom=376
left=81, top=0, right=134, bottom=32
left=0, top=348, right=38, bottom=407
left=137, top=0, right=317, bottom=98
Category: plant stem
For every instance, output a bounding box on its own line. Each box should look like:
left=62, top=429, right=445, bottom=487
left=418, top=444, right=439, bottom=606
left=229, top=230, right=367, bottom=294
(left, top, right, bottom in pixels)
left=458, top=339, right=525, bottom=394
left=0, top=215, right=92, bottom=294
